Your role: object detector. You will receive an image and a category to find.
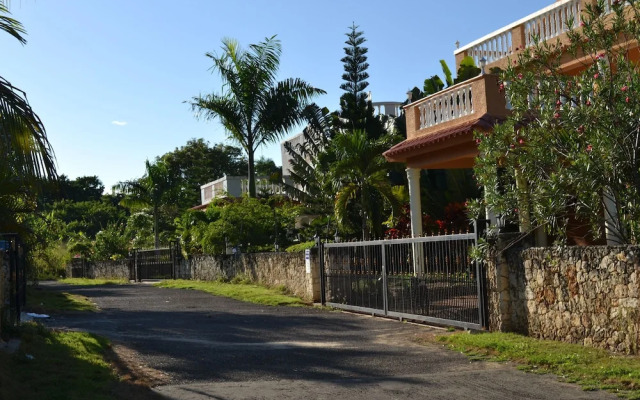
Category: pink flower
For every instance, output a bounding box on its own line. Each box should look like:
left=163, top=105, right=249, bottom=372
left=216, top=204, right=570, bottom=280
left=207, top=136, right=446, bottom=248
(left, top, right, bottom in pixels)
left=510, top=144, right=516, bottom=149
left=580, top=21, right=585, bottom=27
left=626, top=97, right=630, bottom=103
left=554, top=112, right=561, bottom=119
left=586, top=144, right=593, bottom=152
left=577, top=125, right=585, bottom=134
left=621, top=85, right=629, bottom=92
left=518, top=73, right=523, bottom=80
left=593, top=73, right=600, bottom=79
left=499, top=83, right=505, bottom=91
left=519, top=138, right=525, bottom=145
left=556, top=100, right=562, bottom=106
left=475, top=138, right=482, bottom=144
left=586, top=100, right=592, bottom=106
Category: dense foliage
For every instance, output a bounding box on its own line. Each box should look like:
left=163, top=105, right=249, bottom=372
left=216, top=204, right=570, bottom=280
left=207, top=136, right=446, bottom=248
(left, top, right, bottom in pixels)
left=472, top=0, right=640, bottom=244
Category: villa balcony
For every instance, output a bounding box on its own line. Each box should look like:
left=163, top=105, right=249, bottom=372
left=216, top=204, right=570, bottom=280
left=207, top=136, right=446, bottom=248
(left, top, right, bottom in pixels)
left=385, top=74, right=508, bottom=169
left=455, top=0, right=628, bottom=74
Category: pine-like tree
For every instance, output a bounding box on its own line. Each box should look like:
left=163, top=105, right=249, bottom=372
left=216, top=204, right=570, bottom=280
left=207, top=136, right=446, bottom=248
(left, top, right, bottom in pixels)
left=337, top=24, right=386, bottom=139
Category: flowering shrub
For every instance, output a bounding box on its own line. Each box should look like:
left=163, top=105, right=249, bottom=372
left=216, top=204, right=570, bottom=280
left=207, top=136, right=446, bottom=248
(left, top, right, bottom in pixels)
left=472, top=0, right=640, bottom=243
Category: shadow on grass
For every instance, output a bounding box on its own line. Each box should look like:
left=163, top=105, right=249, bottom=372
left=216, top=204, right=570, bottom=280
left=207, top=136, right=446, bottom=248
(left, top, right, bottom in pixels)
left=0, top=323, right=165, bottom=400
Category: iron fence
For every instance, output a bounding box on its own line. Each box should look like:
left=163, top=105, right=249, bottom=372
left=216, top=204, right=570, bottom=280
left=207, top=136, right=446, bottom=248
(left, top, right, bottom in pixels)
left=322, top=229, right=486, bottom=330
left=1, top=234, right=26, bottom=326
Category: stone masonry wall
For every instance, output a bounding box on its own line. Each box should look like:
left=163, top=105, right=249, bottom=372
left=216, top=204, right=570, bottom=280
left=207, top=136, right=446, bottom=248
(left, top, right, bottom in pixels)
left=88, top=260, right=130, bottom=280
left=505, top=246, right=640, bottom=354
left=177, top=251, right=320, bottom=302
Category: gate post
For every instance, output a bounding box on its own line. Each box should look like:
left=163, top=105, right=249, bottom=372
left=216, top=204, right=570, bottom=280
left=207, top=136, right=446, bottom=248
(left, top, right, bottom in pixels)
left=317, top=237, right=326, bottom=306
left=381, top=241, right=388, bottom=316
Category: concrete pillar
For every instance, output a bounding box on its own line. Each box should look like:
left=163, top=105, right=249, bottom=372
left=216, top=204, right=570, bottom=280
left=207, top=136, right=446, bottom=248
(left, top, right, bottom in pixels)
left=406, top=167, right=424, bottom=276
left=603, top=188, right=624, bottom=245
left=406, top=168, right=423, bottom=237
left=514, top=169, right=531, bottom=234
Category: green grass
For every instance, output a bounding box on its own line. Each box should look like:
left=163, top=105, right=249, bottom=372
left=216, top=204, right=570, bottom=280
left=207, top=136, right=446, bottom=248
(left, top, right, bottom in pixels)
left=154, top=279, right=307, bottom=306
left=59, top=278, right=129, bottom=286
left=27, top=286, right=97, bottom=313
left=0, top=323, right=161, bottom=400
left=0, top=323, right=115, bottom=399
left=438, top=332, right=640, bottom=399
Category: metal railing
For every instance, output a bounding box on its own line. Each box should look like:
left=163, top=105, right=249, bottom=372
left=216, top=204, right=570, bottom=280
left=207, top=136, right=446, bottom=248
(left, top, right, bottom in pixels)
left=132, top=240, right=181, bottom=281
left=321, top=230, right=486, bottom=330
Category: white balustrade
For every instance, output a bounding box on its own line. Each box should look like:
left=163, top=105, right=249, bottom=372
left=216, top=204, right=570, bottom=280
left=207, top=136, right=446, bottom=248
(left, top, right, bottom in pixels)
left=418, top=83, right=474, bottom=130
left=525, top=0, right=581, bottom=47
left=468, top=30, right=513, bottom=66
left=457, top=0, right=583, bottom=65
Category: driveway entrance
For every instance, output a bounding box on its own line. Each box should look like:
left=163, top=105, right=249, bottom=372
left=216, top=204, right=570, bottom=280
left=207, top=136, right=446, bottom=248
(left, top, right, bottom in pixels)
left=41, top=282, right=614, bottom=400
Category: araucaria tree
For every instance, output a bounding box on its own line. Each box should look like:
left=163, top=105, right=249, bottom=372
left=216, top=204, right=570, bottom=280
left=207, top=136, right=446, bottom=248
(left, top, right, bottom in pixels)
left=191, top=36, right=325, bottom=197
left=473, top=1, right=640, bottom=244
left=337, top=24, right=386, bottom=139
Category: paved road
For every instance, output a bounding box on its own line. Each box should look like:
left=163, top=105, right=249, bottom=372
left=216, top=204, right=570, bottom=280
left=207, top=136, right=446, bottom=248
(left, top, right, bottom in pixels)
left=41, top=282, right=615, bottom=400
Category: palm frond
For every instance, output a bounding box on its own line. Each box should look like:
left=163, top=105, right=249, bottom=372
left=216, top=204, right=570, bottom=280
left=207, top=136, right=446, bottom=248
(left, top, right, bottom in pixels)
left=0, top=3, right=26, bottom=45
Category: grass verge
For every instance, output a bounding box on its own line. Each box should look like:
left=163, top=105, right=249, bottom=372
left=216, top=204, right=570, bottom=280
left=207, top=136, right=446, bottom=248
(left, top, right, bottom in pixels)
left=59, top=278, right=129, bottom=286
left=27, top=286, right=97, bottom=313
left=0, top=323, right=161, bottom=400
left=154, top=279, right=307, bottom=306
left=438, top=332, right=640, bottom=399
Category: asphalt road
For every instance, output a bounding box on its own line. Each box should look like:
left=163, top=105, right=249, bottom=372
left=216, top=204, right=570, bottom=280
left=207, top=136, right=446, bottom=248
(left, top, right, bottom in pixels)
left=40, top=281, right=615, bottom=400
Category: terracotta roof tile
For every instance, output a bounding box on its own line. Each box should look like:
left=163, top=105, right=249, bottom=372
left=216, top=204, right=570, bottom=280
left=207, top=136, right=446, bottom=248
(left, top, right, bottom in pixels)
left=384, top=114, right=500, bottom=160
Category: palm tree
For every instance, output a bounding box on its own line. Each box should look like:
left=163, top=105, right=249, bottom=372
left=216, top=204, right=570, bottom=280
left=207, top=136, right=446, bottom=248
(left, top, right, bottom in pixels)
left=191, top=36, right=325, bottom=197
left=1, top=3, right=57, bottom=233
left=331, top=130, right=401, bottom=241
left=113, top=160, right=173, bottom=249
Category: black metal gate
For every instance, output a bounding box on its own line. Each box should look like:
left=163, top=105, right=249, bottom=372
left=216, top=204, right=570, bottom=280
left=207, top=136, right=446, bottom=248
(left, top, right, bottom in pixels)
left=1, top=234, right=26, bottom=326
left=132, top=240, right=181, bottom=281
left=320, top=230, right=487, bottom=330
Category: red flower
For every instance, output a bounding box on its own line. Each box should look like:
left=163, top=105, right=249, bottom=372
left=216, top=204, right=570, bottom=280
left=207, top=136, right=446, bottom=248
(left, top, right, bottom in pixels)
left=586, top=100, right=592, bottom=106
left=621, top=85, right=629, bottom=92
left=577, top=125, right=585, bottom=134
left=499, top=83, right=505, bottom=91
left=626, top=96, right=630, bottom=103
left=475, top=138, right=482, bottom=144
left=554, top=112, right=561, bottom=119
left=510, top=144, right=516, bottom=149
left=517, top=73, right=523, bottom=80
left=586, top=144, right=593, bottom=152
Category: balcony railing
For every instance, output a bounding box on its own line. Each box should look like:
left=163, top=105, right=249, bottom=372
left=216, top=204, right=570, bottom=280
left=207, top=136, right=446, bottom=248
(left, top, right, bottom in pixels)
left=457, top=0, right=597, bottom=68
left=418, top=82, right=474, bottom=130
left=404, top=74, right=508, bottom=140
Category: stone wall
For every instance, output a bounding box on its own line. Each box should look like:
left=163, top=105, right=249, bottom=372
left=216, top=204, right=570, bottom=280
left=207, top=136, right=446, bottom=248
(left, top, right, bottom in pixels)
left=80, top=251, right=322, bottom=303
left=88, top=260, right=130, bottom=280
left=177, top=251, right=320, bottom=302
left=501, top=245, right=640, bottom=354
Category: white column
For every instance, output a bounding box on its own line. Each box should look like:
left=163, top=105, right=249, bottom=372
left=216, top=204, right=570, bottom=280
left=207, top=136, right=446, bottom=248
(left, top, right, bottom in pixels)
left=406, top=167, right=424, bottom=276
left=406, top=168, right=423, bottom=237
left=603, top=188, right=624, bottom=245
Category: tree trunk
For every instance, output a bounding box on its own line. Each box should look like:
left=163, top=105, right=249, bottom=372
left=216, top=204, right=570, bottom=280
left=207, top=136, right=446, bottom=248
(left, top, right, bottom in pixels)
left=154, top=204, right=159, bottom=249
left=248, top=150, right=256, bottom=198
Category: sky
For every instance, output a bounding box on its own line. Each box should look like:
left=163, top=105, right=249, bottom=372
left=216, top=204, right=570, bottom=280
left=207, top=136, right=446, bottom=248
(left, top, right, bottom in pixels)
left=1, top=0, right=551, bottom=190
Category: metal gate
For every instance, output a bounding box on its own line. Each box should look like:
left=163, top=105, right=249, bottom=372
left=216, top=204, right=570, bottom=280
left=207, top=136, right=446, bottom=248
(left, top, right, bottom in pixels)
left=132, top=240, right=181, bottom=281
left=1, top=234, right=26, bottom=326
left=321, top=230, right=486, bottom=330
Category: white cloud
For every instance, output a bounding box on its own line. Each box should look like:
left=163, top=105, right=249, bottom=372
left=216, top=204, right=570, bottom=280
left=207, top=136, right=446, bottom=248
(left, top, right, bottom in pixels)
left=111, top=120, right=127, bottom=126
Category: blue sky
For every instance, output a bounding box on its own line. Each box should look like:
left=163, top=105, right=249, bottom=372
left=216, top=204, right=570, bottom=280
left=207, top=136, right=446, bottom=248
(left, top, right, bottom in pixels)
left=1, top=0, right=550, bottom=190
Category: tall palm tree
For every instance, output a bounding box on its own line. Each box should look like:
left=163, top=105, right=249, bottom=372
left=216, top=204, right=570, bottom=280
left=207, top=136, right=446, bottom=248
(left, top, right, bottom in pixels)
left=1, top=3, right=57, bottom=233
left=191, top=36, right=325, bottom=197
left=113, top=160, right=173, bottom=249
left=332, top=130, right=401, bottom=241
